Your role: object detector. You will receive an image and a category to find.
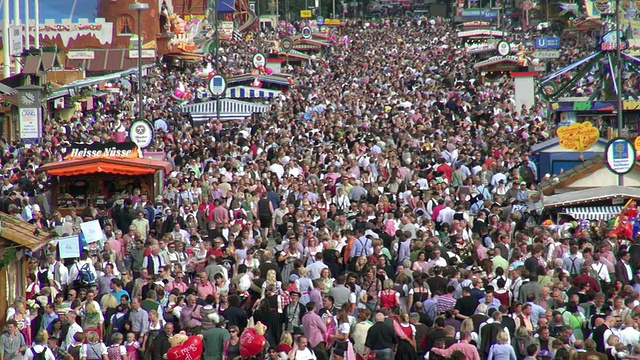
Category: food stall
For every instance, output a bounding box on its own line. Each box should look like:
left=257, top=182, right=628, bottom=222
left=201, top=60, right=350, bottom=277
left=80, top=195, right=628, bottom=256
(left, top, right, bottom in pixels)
left=37, top=142, right=172, bottom=214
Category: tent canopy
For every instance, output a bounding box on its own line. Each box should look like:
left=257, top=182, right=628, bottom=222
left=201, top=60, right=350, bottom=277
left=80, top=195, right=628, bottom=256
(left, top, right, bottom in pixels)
left=560, top=206, right=622, bottom=221
left=38, top=158, right=173, bottom=177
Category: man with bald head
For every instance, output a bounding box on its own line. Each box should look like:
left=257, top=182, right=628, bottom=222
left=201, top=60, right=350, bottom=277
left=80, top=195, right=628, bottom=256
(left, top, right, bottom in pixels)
left=591, top=316, right=616, bottom=353
left=365, top=312, right=398, bottom=360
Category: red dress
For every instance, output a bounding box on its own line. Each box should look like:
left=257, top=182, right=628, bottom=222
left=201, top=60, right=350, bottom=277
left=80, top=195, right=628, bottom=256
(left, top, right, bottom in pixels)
left=380, top=290, right=397, bottom=309
left=494, top=290, right=510, bottom=306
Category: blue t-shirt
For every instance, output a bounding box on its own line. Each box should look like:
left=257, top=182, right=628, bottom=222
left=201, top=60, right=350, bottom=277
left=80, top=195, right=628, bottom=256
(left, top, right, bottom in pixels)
left=111, top=289, right=130, bottom=303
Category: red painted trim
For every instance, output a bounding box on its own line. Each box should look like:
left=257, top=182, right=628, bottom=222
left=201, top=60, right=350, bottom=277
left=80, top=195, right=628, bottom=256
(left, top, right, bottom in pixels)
left=510, top=72, right=537, bottom=77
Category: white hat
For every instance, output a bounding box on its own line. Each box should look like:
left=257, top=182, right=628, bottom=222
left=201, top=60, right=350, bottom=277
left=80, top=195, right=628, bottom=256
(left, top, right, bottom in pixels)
left=364, top=230, right=379, bottom=239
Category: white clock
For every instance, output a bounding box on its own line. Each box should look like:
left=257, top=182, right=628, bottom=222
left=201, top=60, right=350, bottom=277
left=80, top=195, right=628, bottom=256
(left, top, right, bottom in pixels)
left=21, top=92, right=36, bottom=106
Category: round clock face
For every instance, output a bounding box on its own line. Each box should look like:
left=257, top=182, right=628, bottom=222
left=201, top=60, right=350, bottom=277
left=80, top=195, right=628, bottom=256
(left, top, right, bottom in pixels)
left=21, top=92, right=36, bottom=106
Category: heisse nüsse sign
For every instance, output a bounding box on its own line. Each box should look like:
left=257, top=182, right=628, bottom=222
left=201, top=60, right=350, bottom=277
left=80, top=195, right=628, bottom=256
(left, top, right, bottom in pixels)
left=64, top=142, right=141, bottom=160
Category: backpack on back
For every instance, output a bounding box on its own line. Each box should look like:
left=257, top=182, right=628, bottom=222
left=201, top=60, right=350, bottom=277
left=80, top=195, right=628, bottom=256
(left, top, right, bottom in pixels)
left=76, top=263, right=96, bottom=286
left=31, top=348, right=47, bottom=360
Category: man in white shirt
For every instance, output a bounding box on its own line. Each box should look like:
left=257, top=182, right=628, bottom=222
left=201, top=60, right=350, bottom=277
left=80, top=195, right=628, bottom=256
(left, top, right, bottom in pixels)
left=618, top=317, right=640, bottom=347
left=305, top=253, right=329, bottom=280
left=131, top=211, right=150, bottom=241
left=62, top=312, right=83, bottom=351
left=47, top=253, right=69, bottom=292
left=289, top=336, right=317, bottom=360
left=67, top=254, right=97, bottom=288
left=436, top=202, right=455, bottom=226
left=23, top=331, right=55, bottom=360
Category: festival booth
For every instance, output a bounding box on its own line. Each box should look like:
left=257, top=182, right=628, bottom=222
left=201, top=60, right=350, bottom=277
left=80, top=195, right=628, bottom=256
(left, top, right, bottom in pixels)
left=542, top=185, right=640, bottom=238
left=539, top=20, right=640, bottom=137
left=181, top=99, right=270, bottom=122
left=37, top=142, right=172, bottom=215
left=0, top=214, right=52, bottom=329
left=546, top=98, right=640, bottom=138
left=539, top=154, right=640, bottom=196
left=531, top=136, right=609, bottom=180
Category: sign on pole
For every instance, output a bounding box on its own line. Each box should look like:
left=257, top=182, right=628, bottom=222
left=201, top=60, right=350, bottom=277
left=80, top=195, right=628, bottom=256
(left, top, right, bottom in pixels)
left=534, top=36, right=560, bottom=49
left=252, top=52, right=266, bottom=69
left=605, top=138, right=636, bottom=175
left=316, top=16, right=325, bottom=26
left=129, top=119, right=155, bottom=149
left=9, top=25, right=23, bottom=56
left=80, top=220, right=104, bottom=244
left=301, top=26, right=312, bottom=39
left=58, top=236, right=81, bottom=259
left=209, top=75, right=227, bottom=97
left=531, top=50, right=561, bottom=59
left=19, top=108, right=40, bottom=142
left=300, top=10, right=312, bottom=18
left=281, top=37, right=294, bottom=52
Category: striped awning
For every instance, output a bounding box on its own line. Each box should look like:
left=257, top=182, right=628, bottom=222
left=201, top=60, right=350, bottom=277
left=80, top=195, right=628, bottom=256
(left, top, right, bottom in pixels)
left=181, top=99, right=270, bottom=123
left=561, top=206, right=623, bottom=221
left=226, top=86, right=282, bottom=99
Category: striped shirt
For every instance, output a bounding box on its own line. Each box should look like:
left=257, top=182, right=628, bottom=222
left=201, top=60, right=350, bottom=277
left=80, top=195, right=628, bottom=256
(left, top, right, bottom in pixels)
left=435, top=294, right=457, bottom=313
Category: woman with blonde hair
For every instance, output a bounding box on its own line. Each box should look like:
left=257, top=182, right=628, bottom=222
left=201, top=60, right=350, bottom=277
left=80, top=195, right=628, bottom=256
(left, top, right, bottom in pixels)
left=294, top=268, right=312, bottom=305
left=379, top=278, right=400, bottom=310
left=319, top=268, right=334, bottom=294
left=458, top=318, right=479, bottom=345
left=395, top=313, right=416, bottom=360
left=82, top=300, right=105, bottom=339
left=354, top=255, right=368, bottom=273
left=85, top=330, right=108, bottom=360
left=487, top=330, right=517, bottom=360
left=261, top=269, right=282, bottom=297
left=277, top=332, right=293, bottom=354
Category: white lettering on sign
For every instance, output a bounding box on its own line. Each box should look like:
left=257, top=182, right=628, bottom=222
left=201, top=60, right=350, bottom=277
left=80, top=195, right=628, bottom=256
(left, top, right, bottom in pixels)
left=19, top=107, right=40, bottom=139
left=69, top=148, right=135, bottom=158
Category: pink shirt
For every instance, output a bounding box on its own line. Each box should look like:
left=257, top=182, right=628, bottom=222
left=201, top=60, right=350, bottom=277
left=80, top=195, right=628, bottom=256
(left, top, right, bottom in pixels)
left=165, top=281, right=188, bottom=294
left=431, top=340, right=480, bottom=360
left=197, top=281, right=216, bottom=300
left=212, top=207, right=229, bottom=225
left=107, top=238, right=124, bottom=260
left=301, top=311, right=326, bottom=348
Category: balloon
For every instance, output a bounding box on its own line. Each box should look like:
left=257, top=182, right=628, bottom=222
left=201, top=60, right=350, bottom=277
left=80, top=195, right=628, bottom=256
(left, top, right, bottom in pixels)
left=172, top=89, right=185, bottom=100
left=258, top=65, right=264, bottom=71
left=239, top=328, right=266, bottom=357
left=166, top=336, right=203, bottom=360
left=265, top=68, right=273, bottom=75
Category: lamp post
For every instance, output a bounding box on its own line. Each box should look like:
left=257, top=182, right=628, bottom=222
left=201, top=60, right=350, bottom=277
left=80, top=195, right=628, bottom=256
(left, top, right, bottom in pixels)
left=129, top=1, right=149, bottom=118
left=615, top=0, right=624, bottom=185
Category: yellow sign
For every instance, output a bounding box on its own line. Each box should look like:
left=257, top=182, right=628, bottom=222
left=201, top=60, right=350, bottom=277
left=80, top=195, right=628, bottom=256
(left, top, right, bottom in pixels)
left=325, top=19, right=341, bottom=25
left=556, top=122, right=600, bottom=151
left=300, top=10, right=312, bottom=18
left=635, top=136, right=640, bottom=152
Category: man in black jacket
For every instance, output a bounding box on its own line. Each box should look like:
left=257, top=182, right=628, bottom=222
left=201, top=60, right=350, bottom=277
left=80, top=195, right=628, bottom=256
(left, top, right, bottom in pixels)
left=592, top=316, right=616, bottom=353
left=222, top=294, right=248, bottom=333
left=365, top=313, right=398, bottom=360
left=151, top=322, right=174, bottom=360
left=480, top=311, right=508, bottom=358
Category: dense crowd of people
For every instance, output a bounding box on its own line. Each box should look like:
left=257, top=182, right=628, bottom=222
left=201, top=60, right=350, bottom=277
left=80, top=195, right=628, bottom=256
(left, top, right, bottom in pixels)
left=2, top=8, right=640, bottom=360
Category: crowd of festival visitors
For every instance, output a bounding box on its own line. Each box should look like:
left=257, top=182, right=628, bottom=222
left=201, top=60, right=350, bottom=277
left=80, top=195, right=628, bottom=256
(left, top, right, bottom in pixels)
left=1, top=10, right=639, bottom=360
